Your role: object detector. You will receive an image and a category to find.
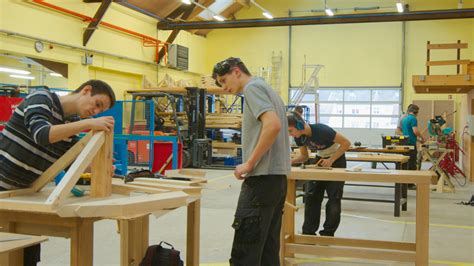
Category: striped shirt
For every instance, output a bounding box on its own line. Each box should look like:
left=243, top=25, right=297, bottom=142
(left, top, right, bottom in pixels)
left=0, top=89, right=78, bottom=189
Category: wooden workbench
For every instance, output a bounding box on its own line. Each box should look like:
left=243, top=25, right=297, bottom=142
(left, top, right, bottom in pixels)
left=0, top=187, right=200, bottom=266
left=282, top=168, right=433, bottom=265
left=292, top=151, right=411, bottom=216
left=0, top=232, right=48, bottom=265
left=345, top=152, right=410, bottom=217
left=0, top=131, right=202, bottom=266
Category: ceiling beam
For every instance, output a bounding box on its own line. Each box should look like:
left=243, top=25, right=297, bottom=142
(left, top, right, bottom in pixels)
left=157, top=5, right=196, bottom=63
left=157, top=8, right=474, bottom=30
left=83, top=0, right=113, bottom=46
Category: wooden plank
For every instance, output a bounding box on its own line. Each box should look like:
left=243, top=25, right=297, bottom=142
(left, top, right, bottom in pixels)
left=31, top=132, right=93, bottom=193
left=427, top=43, right=468, bottom=49
left=426, top=60, right=470, bottom=66
left=46, top=132, right=105, bottom=208
left=132, top=177, right=196, bottom=186
left=289, top=168, right=433, bottom=184
left=60, top=191, right=188, bottom=218
left=0, top=189, right=34, bottom=199
left=416, top=184, right=429, bottom=265
left=91, top=131, right=113, bottom=198
left=186, top=199, right=200, bottom=266
left=111, top=182, right=170, bottom=196
left=294, top=235, right=415, bottom=251
left=0, top=232, right=48, bottom=253
left=128, top=181, right=201, bottom=195
left=285, top=243, right=416, bottom=262
left=412, top=75, right=474, bottom=94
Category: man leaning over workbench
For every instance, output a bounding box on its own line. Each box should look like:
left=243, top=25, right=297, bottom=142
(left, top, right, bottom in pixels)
left=0, top=80, right=115, bottom=265
left=288, top=112, right=351, bottom=237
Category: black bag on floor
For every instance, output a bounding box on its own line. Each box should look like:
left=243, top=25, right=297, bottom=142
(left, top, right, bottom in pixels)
left=140, top=241, right=184, bottom=266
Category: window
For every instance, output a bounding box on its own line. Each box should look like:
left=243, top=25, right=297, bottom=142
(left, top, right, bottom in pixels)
left=290, top=87, right=401, bottom=129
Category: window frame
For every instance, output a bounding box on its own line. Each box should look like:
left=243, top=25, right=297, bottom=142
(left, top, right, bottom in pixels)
left=289, top=87, right=402, bottom=129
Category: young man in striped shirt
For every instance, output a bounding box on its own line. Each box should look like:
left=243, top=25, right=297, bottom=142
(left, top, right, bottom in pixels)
left=0, top=79, right=116, bottom=191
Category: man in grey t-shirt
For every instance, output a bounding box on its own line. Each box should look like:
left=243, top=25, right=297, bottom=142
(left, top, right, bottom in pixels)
left=213, top=57, right=290, bottom=266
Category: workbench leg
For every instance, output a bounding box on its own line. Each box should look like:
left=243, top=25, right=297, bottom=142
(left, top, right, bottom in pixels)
left=283, top=179, right=296, bottom=260
left=416, top=184, right=429, bottom=265
left=394, top=183, right=401, bottom=217
left=187, top=199, right=200, bottom=266
left=120, top=215, right=149, bottom=266
left=0, top=221, right=23, bottom=266
left=70, top=219, right=93, bottom=266
left=402, top=184, right=408, bottom=211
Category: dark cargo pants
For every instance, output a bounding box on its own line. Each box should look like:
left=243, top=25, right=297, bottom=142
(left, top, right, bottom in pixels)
left=230, top=174, right=287, bottom=266
left=302, top=155, right=346, bottom=236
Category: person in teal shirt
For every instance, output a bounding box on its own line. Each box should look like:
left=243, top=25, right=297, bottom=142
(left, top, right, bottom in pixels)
left=401, top=104, right=425, bottom=171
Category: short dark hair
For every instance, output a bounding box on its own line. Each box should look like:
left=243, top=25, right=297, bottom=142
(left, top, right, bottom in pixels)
left=73, top=80, right=116, bottom=108
left=294, top=106, right=304, bottom=115
left=408, top=104, right=419, bottom=114
left=287, top=111, right=305, bottom=128
left=212, top=57, right=251, bottom=86
left=406, top=104, right=414, bottom=112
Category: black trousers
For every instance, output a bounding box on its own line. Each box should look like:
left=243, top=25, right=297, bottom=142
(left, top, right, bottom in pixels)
left=230, top=174, right=287, bottom=266
left=408, top=145, right=418, bottom=170
left=302, top=155, right=346, bottom=237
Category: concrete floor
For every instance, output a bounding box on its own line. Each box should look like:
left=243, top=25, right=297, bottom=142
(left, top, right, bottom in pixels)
left=39, top=163, right=474, bottom=265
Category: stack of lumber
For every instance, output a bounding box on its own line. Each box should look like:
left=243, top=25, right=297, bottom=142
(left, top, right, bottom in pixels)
left=206, top=113, right=242, bottom=129
left=200, top=76, right=217, bottom=87
left=212, top=141, right=241, bottom=156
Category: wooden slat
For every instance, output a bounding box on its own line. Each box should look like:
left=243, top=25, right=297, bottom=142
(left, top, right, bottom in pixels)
left=426, top=60, right=470, bottom=66
left=285, top=244, right=416, bottom=262
left=45, top=132, right=105, bottom=208
left=31, top=132, right=93, bottom=193
left=90, top=131, right=113, bottom=198
left=427, top=43, right=468, bottom=49
left=294, top=235, right=415, bottom=251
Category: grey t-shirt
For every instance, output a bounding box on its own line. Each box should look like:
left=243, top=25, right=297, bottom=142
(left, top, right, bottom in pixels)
left=242, top=77, right=291, bottom=176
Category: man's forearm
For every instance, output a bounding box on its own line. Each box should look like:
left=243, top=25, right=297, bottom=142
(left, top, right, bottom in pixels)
left=49, top=120, right=88, bottom=143
left=291, top=155, right=307, bottom=164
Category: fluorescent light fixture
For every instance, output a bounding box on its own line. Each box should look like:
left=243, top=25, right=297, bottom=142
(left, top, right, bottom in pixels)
left=325, top=8, right=335, bottom=16
left=251, top=0, right=273, bottom=19
left=10, top=74, right=35, bottom=80
left=50, top=72, right=62, bottom=77
left=181, top=0, right=192, bottom=4
left=193, top=0, right=225, bottom=21
left=213, top=15, right=225, bottom=21
left=262, top=11, right=273, bottom=19
left=0, top=67, right=31, bottom=75
left=396, top=1, right=404, bottom=12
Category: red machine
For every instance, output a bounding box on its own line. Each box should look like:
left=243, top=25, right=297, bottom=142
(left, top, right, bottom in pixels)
left=0, top=96, right=23, bottom=131
left=437, top=133, right=466, bottom=180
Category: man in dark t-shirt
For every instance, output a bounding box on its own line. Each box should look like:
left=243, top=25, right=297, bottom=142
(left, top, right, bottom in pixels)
left=288, top=112, right=351, bottom=236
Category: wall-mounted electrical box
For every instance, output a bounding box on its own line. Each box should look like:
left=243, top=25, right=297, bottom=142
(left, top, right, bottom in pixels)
left=168, top=44, right=189, bottom=70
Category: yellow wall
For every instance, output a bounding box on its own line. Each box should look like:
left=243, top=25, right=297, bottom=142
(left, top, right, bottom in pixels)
left=0, top=0, right=208, bottom=93
left=204, top=0, right=474, bottom=134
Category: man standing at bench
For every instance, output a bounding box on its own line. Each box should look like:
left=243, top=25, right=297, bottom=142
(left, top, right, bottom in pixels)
left=288, top=112, right=351, bottom=236
left=213, top=57, right=290, bottom=266
left=0, top=79, right=115, bottom=191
